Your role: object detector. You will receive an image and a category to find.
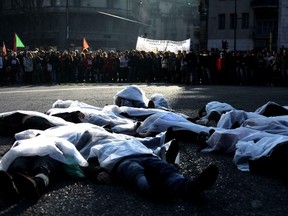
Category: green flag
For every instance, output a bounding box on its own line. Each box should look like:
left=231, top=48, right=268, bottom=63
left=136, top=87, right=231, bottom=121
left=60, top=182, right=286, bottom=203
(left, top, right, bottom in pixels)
left=13, top=33, right=25, bottom=51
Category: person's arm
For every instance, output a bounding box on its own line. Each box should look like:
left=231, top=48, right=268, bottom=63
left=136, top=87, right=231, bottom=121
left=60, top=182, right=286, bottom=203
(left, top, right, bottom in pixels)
left=82, top=157, right=111, bottom=184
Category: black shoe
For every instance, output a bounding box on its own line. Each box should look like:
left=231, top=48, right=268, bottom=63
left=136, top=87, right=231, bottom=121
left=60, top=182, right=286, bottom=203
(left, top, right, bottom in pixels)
left=164, top=127, right=175, bottom=143
left=166, top=128, right=199, bottom=143
left=13, top=173, right=45, bottom=201
left=166, top=139, right=179, bottom=164
left=184, top=164, right=219, bottom=198
left=148, top=100, right=155, bottom=108
left=196, top=132, right=210, bottom=148
left=0, top=170, right=20, bottom=202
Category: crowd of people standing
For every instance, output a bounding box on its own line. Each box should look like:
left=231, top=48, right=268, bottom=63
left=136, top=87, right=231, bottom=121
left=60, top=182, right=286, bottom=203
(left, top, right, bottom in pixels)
left=1, top=47, right=288, bottom=87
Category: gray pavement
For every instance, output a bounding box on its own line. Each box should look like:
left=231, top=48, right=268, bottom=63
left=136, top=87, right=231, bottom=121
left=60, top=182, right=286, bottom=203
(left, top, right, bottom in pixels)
left=0, top=84, right=288, bottom=216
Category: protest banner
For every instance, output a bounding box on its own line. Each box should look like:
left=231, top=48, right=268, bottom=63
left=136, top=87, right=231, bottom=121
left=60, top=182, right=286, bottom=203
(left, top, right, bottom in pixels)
left=136, top=37, right=190, bottom=53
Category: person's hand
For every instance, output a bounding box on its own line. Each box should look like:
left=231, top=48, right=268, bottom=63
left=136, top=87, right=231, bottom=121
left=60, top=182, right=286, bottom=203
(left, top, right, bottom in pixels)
left=97, top=171, right=112, bottom=184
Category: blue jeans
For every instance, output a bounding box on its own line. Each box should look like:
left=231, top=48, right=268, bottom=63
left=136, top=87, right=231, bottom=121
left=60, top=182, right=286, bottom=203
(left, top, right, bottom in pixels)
left=114, top=156, right=186, bottom=196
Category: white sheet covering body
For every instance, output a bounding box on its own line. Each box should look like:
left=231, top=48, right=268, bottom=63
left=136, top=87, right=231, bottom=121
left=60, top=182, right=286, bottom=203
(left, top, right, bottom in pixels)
left=0, top=136, right=88, bottom=171
left=114, top=85, right=149, bottom=107
left=234, top=135, right=288, bottom=171
left=0, top=110, right=73, bottom=126
left=15, top=123, right=155, bottom=173
left=47, top=106, right=137, bottom=135
left=136, top=111, right=212, bottom=135
left=205, top=101, right=235, bottom=116
left=217, top=110, right=262, bottom=129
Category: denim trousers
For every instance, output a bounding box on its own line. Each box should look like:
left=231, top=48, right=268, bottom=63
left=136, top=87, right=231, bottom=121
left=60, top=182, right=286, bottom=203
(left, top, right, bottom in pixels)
left=114, top=155, right=186, bottom=196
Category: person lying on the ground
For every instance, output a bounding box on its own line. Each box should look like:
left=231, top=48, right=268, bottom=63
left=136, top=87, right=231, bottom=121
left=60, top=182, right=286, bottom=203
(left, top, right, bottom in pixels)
left=14, top=123, right=180, bottom=165
left=254, top=101, right=288, bottom=117
left=134, top=111, right=213, bottom=141
left=47, top=105, right=140, bottom=136
left=114, top=85, right=149, bottom=108
left=114, top=85, right=173, bottom=111
left=84, top=136, right=219, bottom=200
left=47, top=99, right=188, bottom=136
left=233, top=133, right=288, bottom=181
left=212, top=101, right=288, bottom=129
left=197, top=117, right=288, bottom=182
left=0, top=136, right=88, bottom=202
left=0, top=110, right=72, bottom=136
left=193, top=101, right=236, bottom=127
left=194, top=101, right=288, bottom=128
left=146, top=93, right=172, bottom=111
left=216, top=109, right=263, bottom=129
left=0, top=122, right=218, bottom=202
left=201, top=113, right=288, bottom=153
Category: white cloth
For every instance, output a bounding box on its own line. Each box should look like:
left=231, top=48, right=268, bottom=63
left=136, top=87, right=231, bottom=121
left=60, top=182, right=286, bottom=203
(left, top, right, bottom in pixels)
left=137, top=111, right=211, bottom=135
left=234, top=135, right=288, bottom=171
left=15, top=123, right=156, bottom=171
left=0, top=136, right=88, bottom=171
left=114, top=85, right=149, bottom=106
left=0, top=110, right=73, bottom=127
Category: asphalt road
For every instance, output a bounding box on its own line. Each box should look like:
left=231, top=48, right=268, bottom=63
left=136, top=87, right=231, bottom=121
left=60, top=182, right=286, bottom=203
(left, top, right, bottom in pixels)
left=0, top=83, right=288, bottom=216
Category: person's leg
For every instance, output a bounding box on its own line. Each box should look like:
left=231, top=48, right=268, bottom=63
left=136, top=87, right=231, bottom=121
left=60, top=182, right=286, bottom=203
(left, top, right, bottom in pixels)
left=7, top=156, right=34, bottom=175
left=32, top=155, right=63, bottom=182
left=0, top=156, right=35, bottom=202
left=13, top=156, right=63, bottom=201
left=142, top=157, right=186, bottom=197
left=143, top=157, right=219, bottom=199
left=114, top=158, right=152, bottom=196
left=0, top=170, right=20, bottom=202
left=164, top=127, right=199, bottom=143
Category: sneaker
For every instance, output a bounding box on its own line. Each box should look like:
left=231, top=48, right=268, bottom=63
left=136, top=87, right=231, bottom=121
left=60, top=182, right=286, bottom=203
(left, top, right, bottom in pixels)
left=166, top=140, right=179, bottom=164
left=0, top=170, right=20, bottom=202
left=13, top=173, right=44, bottom=201
left=184, top=164, right=219, bottom=198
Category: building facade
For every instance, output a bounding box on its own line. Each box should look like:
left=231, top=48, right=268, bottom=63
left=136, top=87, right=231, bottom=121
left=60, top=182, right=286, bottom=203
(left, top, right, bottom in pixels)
left=0, top=0, right=149, bottom=51
left=207, top=0, right=287, bottom=51
left=0, top=0, right=200, bottom=51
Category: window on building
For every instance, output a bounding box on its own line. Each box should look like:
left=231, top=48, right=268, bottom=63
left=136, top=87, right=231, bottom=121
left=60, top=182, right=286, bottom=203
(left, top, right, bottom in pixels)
left=230, top=13, right=236, bottom=29
left=241, top=13, right=249, bottom=29
left=218, top=14, right=225, bottom=30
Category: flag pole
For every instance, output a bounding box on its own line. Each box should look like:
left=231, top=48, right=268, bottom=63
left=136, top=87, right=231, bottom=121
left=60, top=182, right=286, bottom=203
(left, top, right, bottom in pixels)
left=13, top=33, right=17, bottom=52
left=66, top=0, right=69, bottom=50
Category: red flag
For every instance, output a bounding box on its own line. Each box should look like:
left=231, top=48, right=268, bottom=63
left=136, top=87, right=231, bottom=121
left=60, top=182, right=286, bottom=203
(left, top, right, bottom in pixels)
left=82, top=37, right=89, bottom=52
left=13, top=33, right=25, bottom=52
left=2, top=42, right=7, bottom=56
